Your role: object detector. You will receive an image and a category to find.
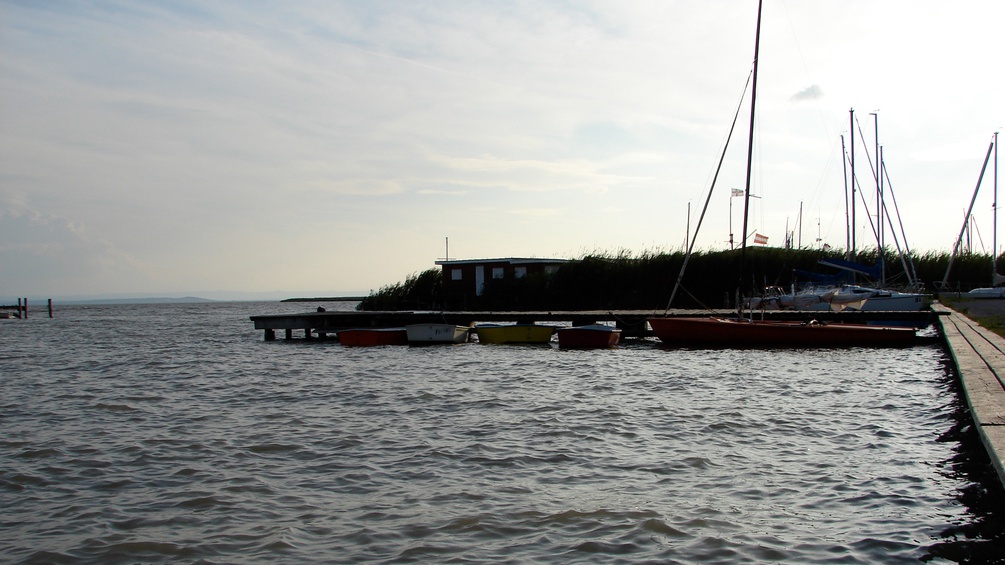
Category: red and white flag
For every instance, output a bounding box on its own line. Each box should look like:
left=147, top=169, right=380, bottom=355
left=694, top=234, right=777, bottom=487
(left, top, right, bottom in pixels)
left=753, top=233, right=768, bottom=245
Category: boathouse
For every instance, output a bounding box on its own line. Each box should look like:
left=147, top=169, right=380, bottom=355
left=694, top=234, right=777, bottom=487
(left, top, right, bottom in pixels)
left=434, top=257, right=570, bottom=308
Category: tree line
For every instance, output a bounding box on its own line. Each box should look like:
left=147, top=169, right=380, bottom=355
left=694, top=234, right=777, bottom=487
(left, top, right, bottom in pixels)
left=357, top=247, right=1000, bottom=311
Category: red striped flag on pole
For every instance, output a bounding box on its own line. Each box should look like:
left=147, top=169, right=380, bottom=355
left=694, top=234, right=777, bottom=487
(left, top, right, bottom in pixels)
left=754, top=233, right=768, bottom=245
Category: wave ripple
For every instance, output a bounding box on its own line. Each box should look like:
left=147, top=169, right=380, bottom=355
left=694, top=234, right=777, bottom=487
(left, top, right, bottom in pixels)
left=1, top=303, right=1002, bottom=563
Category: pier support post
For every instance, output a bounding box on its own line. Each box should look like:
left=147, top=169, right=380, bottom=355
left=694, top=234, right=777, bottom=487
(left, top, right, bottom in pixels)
left=285, top=328, right=293, bottom=340
left=48, top=299, right=53, bottom=318
left=264, top=329, right=276, bottom=341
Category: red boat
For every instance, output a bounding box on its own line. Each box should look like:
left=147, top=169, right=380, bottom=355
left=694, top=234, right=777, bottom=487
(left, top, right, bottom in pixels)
left=647, top=317, right=915, bottom=348
left=557, top=325, right=622, bottom=348
left=337, top=328, right=409, bottom=346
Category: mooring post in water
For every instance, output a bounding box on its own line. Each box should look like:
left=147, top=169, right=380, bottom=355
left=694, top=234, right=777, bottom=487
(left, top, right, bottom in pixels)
left=48, top=299, right=53, bottom=318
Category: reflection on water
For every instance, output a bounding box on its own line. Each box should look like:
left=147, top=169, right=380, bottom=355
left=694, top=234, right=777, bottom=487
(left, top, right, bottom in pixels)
left=925, top=358, right=1005, bottom=563
left=1, top=302, right=1003, bottom=563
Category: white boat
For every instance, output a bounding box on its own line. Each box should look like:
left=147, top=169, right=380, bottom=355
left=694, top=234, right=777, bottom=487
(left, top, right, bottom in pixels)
left=967, top=287, right=1005, bottom=299
left=749, top=284, right=930, bottom=312
left=405, top=323, right=470, bottom=344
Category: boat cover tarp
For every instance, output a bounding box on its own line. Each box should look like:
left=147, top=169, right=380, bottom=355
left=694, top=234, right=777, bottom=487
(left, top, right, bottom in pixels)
left=816, top=258, right=883, bottom=280
left=793, top=269, right=851, bottom=285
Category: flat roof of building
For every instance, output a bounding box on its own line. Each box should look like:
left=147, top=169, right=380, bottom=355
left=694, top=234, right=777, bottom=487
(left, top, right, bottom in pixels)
left=434, top=258, right=571, bottom=266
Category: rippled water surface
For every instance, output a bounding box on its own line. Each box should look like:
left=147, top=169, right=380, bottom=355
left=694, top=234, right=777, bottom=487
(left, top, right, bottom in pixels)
left=3, top=302, right=1004, bottom=563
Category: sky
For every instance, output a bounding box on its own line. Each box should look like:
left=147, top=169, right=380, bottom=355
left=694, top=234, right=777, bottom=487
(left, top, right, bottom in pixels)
left=2, top=0, right=1004, bottom=300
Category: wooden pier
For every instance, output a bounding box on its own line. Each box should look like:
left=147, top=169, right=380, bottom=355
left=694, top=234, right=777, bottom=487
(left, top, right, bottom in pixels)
left=250, top=308, right=938, bottom=341
left=934, top=303, right=1005, bottom=488
left=0, top=298, right=53, bottom=319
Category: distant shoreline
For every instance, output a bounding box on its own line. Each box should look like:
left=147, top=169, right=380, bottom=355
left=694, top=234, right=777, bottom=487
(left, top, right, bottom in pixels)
left=282, top=297, right=364, bottom=302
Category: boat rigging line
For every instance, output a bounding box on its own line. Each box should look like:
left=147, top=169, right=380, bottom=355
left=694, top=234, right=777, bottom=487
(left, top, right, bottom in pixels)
left=664, top=69, right=753, bottom=312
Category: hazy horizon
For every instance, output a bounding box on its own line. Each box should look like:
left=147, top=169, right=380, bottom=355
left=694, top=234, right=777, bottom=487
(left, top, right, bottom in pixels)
left=3, top=1, right=1003, bottom=298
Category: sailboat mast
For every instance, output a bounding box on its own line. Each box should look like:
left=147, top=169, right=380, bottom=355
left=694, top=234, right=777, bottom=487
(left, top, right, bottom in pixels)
left=872, top=112, right=884, bottom=285
left=849, top=108, right=856, bottom=258
left=738, top=0, right=763, bottom=298
left=995, top=131, right=999, bottom=283
left=941, top=140, right=995, bottom=289
left=841, top=134, right=850, bottom=255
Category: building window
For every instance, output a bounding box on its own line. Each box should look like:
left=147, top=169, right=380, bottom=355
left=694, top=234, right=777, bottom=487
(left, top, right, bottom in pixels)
left=514, top=266, right=528, bottom=278
left=545, top=265, right=559, bottom=275
left=492, top=267, right=505, bottom=279
left=451, top=269, right=463, bottom=281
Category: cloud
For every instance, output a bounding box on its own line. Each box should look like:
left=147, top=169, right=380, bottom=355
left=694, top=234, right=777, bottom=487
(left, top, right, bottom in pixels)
left=2, top=1, right=1005, bottom=297
left=790, top=85, right=824, bottom=102
left=509, top=208, right=564, bottom=218
left=0, top=209, right=153, bottom=295
left=417, top=188, right=469, bottom=196
left=309, top=179, right=404, bottom=196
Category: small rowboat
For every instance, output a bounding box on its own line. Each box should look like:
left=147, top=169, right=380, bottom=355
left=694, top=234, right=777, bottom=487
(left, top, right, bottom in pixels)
left=405, top=323, right=470, bottom=344
left=474, top=323, right=555, bottom=344
left=556, top=324, right=621, bottom=348
left=337, top=327, right=408, bottom=346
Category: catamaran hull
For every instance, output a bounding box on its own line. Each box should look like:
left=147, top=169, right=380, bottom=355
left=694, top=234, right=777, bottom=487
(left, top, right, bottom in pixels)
left=647, top=317, right=915, bottom=348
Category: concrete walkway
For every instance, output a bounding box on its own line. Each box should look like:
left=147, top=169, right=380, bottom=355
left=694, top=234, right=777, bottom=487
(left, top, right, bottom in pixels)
left=934, top=303, right=1005, bottom=487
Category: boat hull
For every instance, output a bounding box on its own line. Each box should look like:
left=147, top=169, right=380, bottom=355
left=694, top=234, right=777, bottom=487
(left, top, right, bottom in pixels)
left=750, top=285, right=931, bottom=312
left=405, top=323, right=470, bottom=344
left=475, top=324, right=555, bottom=344
left=557, top=325, right=622, bottom=348
left=337, top=328, right=409, bottom=346
left=647, top=317, right=915, bottom=348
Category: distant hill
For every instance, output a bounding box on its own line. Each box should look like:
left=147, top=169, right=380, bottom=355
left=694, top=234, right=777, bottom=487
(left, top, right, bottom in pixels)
left=282, top=296, right=365, bottom=302
left=59, top=296, right=218, bottom=305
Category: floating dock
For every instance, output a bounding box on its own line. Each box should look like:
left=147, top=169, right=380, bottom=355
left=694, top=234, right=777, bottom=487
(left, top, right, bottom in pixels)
left=934, top=303, right=1005, bottom=488
left=249, top=309, right=938, bottom=341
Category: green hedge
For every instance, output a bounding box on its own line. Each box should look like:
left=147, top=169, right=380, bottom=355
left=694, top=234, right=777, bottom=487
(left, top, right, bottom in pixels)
left=358, top=248, right=1001, bottom=311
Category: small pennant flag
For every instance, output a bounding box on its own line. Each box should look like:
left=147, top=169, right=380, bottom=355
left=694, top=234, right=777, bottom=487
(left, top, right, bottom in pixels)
left=754, top=233, right=768, bottom=245
left=731, top=189, right=744, bottom=197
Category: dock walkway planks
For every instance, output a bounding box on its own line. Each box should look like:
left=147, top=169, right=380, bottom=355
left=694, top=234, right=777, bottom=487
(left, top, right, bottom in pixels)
left=934, top=303, right=1005, bottom=487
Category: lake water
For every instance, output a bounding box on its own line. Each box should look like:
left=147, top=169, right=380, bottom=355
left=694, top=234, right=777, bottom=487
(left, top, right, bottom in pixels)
left=2, top=301, right=1004, bottom=563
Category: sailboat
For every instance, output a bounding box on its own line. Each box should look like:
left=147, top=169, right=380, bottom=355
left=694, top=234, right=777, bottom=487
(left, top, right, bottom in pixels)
left=945, top=131, right=1005, bottom=296
left=963, top=132, right=1005, bottom=297
left=748, top=110, right=931, bottom=313
left=648, top=0, right=916, bottom=348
